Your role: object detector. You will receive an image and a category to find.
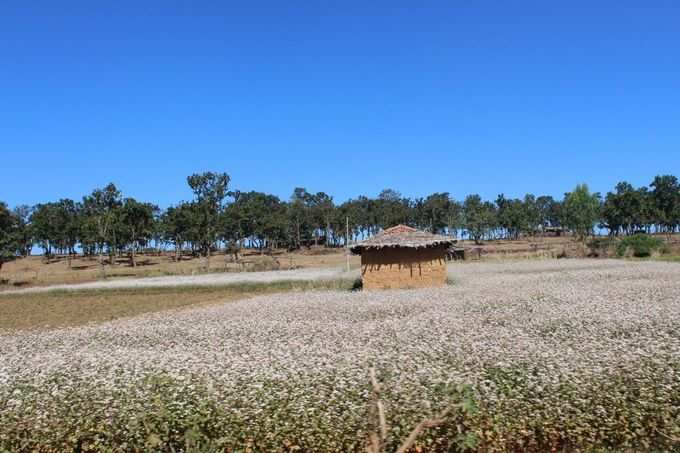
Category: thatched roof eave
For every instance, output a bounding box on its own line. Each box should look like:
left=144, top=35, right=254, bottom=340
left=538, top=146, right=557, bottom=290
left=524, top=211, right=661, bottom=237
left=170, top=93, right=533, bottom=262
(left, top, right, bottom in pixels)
left=349, top=225, right=456, bottom=254
left=350, top=241, right=453, bottom=254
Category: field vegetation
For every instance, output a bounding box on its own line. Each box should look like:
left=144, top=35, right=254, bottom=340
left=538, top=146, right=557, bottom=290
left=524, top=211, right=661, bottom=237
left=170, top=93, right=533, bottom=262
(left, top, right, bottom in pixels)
left=1, top=260, right=679, bottom=451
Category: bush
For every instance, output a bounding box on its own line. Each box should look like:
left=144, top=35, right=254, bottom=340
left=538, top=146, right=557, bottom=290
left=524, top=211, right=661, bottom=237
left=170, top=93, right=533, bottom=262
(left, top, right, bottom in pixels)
left=587, top=237, right=616, bottom=257
left=616, top=234, right=666, bottom=258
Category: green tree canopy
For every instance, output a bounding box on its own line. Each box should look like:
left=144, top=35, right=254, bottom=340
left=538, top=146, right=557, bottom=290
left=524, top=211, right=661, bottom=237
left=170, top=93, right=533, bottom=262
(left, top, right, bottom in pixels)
left=563, top=184, right=601, bottom=239
left=0, top=202, right=18, bottom=271
left=187, top=172, right=230, bottom=256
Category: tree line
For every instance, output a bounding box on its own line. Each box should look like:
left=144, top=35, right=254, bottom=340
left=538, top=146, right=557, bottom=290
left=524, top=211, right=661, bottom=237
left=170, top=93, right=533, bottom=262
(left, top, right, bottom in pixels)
left=1, top=172, right=679, bottom=271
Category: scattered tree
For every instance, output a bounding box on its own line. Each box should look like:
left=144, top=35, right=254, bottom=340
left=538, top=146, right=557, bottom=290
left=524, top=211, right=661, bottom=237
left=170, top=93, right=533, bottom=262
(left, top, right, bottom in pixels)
left=119, top=198, right=157, bottom=267
left=0, top=203, right=18, bottom=272
left=82, top=183, right=122, bottom=278
left=187, top=172, right=230, bottom=260
left=2, top=173, right=679, bottom=269
left=562, top=184, right=601, bottom=240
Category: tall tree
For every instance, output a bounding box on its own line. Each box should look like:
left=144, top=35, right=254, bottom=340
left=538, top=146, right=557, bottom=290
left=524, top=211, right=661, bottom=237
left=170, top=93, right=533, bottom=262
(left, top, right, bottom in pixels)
left=562, top=184, right=601, bottom=240
left=119, top=198, right=157, bottom=267
left=187, top=172, right=230, bottom=259
left=535, top=195, right=561, bottom=229
left=82, top=183, right=122, bottom=278
left=309, top=192, right=334, bottom=246
left=602, top=182, right=637, bottom=235
left=650, top=175, right=680, bottom=233
left=495, top=194, right=525, bottom=239
left=232, top=191, right=288, bottom=251
left=522, top=194, right=541, bottom=236
left=289, top=187, right=312, bottom=248
left=30, top=203, right=58, bottom=257
left=0, top=202, right=18, bottom=272
left=12, top=205, right=33, bottom=257
left=447, top=199, right=464, bottom=238
left=464, top=194, right=496, bottom=244
left=55, top=199, right=81, bottom=259
left=376, top=189, right=411, bottom=229
left=422, top=193, right=452, bottom=234
left=162, top=202, right=197, bottom=261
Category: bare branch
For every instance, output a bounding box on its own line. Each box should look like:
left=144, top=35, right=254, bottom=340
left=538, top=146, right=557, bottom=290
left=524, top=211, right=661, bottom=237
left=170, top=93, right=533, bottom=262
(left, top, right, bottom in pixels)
left=377, top=400, right=388, bottom=442
left=395, top=404, right=460, bottom=453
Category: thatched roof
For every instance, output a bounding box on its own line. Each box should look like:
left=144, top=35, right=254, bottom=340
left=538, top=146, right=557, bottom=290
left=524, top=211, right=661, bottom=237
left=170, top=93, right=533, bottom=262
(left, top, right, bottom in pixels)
left=350, top=225, right=456, bottom=254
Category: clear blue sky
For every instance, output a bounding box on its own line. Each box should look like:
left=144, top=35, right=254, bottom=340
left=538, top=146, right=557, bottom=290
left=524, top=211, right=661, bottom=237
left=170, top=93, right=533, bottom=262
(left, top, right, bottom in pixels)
left=2, top=1, right=679, bottom=208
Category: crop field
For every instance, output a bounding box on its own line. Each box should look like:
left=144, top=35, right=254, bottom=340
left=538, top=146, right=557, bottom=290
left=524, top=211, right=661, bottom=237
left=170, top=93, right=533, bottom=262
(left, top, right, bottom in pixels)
left=1, top=259, right=680, bottom=451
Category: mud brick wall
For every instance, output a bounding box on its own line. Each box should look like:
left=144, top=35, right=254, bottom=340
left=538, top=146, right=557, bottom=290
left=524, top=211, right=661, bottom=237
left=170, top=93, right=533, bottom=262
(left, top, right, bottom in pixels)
left=360, top=246, right=448, bottom=289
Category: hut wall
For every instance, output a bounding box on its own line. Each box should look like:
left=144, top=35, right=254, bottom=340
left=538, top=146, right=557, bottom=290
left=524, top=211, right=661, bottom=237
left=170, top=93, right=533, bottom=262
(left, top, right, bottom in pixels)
left=360, top=246, right=448, bottom=289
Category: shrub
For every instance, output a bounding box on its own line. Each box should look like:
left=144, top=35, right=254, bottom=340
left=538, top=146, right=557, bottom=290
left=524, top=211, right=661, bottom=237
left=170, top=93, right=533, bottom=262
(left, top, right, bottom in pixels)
left=587, top=237, right=616, bottom=257
left=616, top=234, right=666, bottom=258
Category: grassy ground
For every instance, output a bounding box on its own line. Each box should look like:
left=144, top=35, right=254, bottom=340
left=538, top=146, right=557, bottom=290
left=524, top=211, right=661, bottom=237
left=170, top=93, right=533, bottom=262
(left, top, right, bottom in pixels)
left=0, top=237, right=581, bottom=290
left=2, top=236, right=677, bottom=291
left=0, top=278, right=357, bottom=331
left=0, top=249, right=361, bottom=289
left=657, top=255, right=680, bottom=263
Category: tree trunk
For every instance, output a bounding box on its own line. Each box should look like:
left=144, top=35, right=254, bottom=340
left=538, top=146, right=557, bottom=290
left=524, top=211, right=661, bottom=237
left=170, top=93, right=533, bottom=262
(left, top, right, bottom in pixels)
left=204, top=245, right=211, bottom=271
left=98, top=247, right=107, bottom=279
left=131, top=243, right=137, bottom=267
left=296, top=220, right=301, bottom=249
left=325, top=221, right=331, bottom=247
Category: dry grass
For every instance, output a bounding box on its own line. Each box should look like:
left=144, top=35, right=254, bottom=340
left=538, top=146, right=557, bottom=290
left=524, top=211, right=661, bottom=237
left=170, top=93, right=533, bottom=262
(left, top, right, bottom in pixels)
left=2, top=236, right=676, bottom=290
left=0, top=279, right=357, bottom=331
left=0, top=249, right=361, bottom=289
left=0, top=239, right=576, bottom=290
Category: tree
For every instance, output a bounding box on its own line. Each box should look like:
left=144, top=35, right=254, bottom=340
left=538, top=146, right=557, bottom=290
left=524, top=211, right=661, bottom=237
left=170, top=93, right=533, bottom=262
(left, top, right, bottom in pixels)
left=232, top=191, right=288, bottom=251
left=309, top=192, right=334, bottom=246
left=54, top=199, right=81, bottom=259
left=30, top=203, right=59, bottom=257
left=562, top=184, right=601, bottom=240
left=650, top=175, right=680, bottom=233
left=535, top=195, right=560, bottom=229
left=6, top=171, right=680, bottom=267
left=445, top=199, right=463, bottom=238
left=335, top=199, right=364, bottom=245
left=376, top=189, right=411, bottom=230
left=187, top=172, right=230, bottom=261
left=83, top=183, right=122, bottom=278
left=288, top=187, right=312, bottom=249
left=600, top=182, right=658, bottom=236
left=495, top=194, right=526, bottom=240
left=422, top=193, right=452, bottom=234
left=119, top=198, right=157, bottom=267
left=463, top=195, right=496, bottom=244
left=522, top=194, right=541, bottom=236
left=601, top=190, right=624, bottom=236
left=0, top=202, right=18, bottom=272
left=162, top=202, right=196, bottom=261
left=12, top=205, right=33, bottom=257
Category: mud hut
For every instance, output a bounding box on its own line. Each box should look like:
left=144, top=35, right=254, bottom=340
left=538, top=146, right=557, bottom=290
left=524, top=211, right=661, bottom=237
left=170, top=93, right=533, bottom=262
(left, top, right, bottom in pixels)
left=350, top=225, right=455, bottom=290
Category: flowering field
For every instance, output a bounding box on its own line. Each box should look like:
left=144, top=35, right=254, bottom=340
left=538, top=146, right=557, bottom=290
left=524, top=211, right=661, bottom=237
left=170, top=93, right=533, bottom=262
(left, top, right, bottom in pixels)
left=1, top=259, right=679, bottom=451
